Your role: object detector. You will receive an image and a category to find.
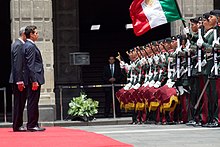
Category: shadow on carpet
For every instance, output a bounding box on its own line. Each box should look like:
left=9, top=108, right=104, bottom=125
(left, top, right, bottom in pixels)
left=0, top=127, right=133, bottom=147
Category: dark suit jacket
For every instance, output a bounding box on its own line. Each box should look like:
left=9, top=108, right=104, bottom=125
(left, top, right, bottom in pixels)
left=9, top=39, right=27, bottom=84
left=24, top=40, right=45, bottom=85
left=103, top=63, right=122, bottom=84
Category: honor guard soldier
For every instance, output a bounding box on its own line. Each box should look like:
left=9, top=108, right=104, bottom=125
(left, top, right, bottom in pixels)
left=196, top=12, right=216, bottom=127
left=209, top=9, right=220, bottom=127
left=186, top=17, right=203, bottom=126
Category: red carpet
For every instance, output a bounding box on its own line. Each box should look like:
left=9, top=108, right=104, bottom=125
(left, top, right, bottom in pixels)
left=0, top=127, right=132, bottom=147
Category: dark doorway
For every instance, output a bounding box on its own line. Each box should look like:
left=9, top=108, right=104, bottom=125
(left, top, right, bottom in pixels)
left=0, top=1, right=12, bottom=122
left=214, top=0, right=220, bottom=9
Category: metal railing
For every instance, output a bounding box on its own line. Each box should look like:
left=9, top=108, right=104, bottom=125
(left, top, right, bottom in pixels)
left=58, top=84, right=125, bottom=120
left=0, top=87, right=7, bottom=123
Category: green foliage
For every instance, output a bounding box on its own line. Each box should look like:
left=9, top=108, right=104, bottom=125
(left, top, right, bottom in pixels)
left=68, top=92, right=99, bottom=117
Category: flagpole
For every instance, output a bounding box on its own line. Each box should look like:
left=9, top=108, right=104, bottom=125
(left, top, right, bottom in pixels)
left=173, top=0, right=186, bottom=28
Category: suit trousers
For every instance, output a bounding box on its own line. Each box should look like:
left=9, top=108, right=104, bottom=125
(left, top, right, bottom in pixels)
left=12, top=84, right=27, bottom=131
left=27, top=84, right=41, bottom=128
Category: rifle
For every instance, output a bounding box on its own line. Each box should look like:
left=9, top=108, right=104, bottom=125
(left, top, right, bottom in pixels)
left=186, top=39, right=191, bottom=77
left=197, top=27, right=203, bottom=73
left=176, top=36, right=181, bottom=79
left=213, top=24, right=219, bottom=77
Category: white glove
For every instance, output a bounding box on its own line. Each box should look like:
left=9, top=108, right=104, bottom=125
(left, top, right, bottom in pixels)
left=197, top=38, right=204, bottom=48
left=160, top=54, right=166, bottom=62
left=183, top=48, right=188, bottom=52
left=131, top=62, right=136, bottom=69
left=154, top=81, right=161, bottom=88
left=201, top=59, right=207, bottom=67
left=120, top=61, right=125, bottom=69
left=180, top=66, right=185, bottom=74
left=168, top=57, right=174, bottom=62
left=148, top=73, right=153, bottom=79
left=175, top=46, right=182, bottom=54
left=133, top=83, right=141, bottom=89
left=176, top=89, right=179, bottom=96
left=153, top=55, right=159, bottom=64
left=124, top=83, right=132, bottom=90
left=149, top=80, right=155, bottom=87
left=211, top=65, right=215, bottom=73
left=168, top=71, right=171, bottom=79
left=167, top=80, right=175, bottom=88
left=178, top=86, right=184, bottom=95
left=212, top=37, right=220, bottom=47
left=166, top=79, right=172, bottom=85
left=143, top=81, right=150, bottom=87
left=185, top=40, right=191, bottom=50
left=148, top=58, right=153, bottom=65
left=183, top=27, right=190, bottom=35
left=140, top=58, right=147, bottom=65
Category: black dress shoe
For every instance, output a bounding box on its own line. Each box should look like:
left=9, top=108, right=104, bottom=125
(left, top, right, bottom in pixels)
left=137, top=121, right=143, bottom=125
left=128, top=121, right=138, bottom=125
left=208, top=120, right=219, bottom=128
left=28, top=126, right=46, bottom=132
left=155, top=122, right=162, bottom=125
left=202, top=123, right=210, bottom=127
left=186, top=120, right=196, bottom=126
left=13, top=126, right=27, bottom=132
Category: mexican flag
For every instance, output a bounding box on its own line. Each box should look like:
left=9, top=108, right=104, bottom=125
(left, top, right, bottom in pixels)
left=130, top=0, right=182, bottom=36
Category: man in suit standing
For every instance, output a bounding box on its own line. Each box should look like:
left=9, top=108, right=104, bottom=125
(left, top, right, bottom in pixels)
left=9, top=27, right=27, bottom=132
left=103, top=56, right=122, bottom=118
left=24, top=25, right=45, bottom=131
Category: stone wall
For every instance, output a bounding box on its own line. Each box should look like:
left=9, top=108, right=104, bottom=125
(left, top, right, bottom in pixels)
left=10, top=0, right=55, bottom=121
left=171, top=0, right=214, bottom=36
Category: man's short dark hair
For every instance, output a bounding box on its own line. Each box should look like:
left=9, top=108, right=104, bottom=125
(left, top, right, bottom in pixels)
left=25, top=25, right=37, bottom=39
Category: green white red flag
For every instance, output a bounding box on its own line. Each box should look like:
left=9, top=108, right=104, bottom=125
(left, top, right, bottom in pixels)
left=130, top=0, right=182, bottom=36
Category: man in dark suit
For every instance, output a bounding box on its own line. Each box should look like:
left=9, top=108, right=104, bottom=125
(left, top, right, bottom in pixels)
left=24, top=25, right=45, bottom=131
left=9, top=27, right=27, bottom=132
left=103, top=56, right=122, bottom=117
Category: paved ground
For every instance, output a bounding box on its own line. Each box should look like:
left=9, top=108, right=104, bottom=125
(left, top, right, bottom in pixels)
left=69, top=124, right=220, bottom=147
left=1, top=117, right=220, bottom=147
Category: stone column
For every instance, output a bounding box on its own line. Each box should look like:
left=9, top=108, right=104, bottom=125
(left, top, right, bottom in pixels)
left=11, top=0, right=56, bottom=121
